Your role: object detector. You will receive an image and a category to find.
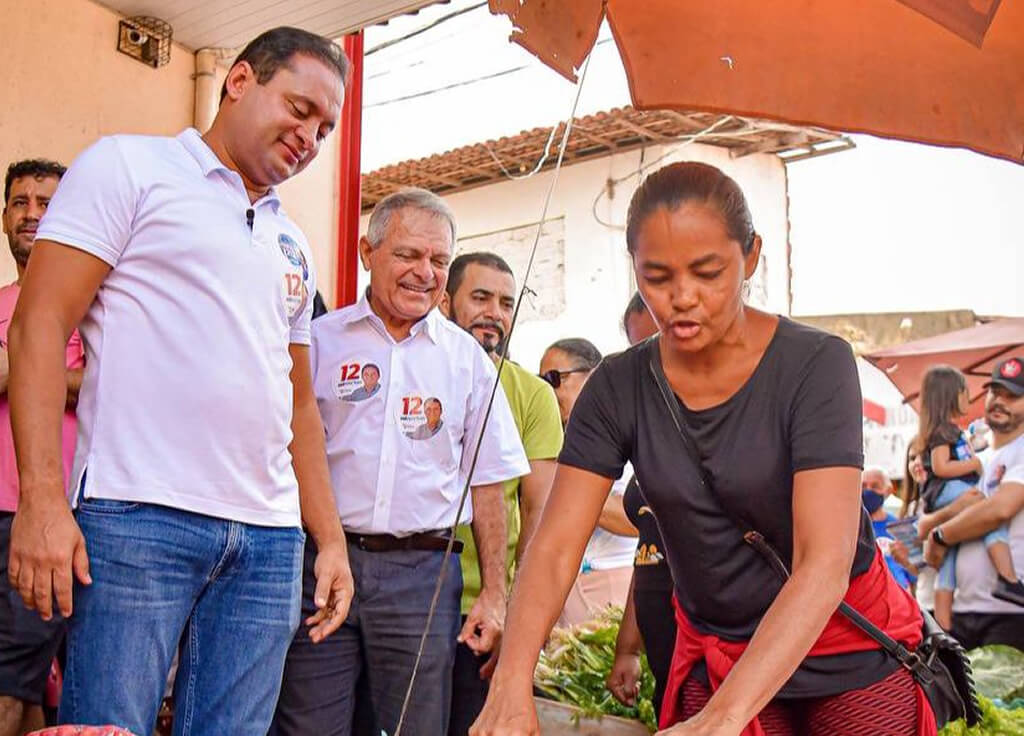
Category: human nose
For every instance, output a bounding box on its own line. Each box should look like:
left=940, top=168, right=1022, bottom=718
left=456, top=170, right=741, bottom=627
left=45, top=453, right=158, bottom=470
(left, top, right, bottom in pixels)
left=26, top=199, right=46, bottom=221
left=669, top=276, right=700, bottom=312
left=294, top=122, right=317, bottom=154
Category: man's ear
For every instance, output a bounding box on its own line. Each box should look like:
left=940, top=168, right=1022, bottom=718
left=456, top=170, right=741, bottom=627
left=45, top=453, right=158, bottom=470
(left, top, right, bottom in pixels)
left=222, top=61, right=256, bottom=103
left=358, top=236, right=373, bottom=271
left=438, top=291, right=452, bottom=318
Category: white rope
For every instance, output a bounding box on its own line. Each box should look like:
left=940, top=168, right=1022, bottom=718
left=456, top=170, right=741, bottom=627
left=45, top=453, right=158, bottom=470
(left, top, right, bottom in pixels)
left=391, top=52, right=594, bottom=736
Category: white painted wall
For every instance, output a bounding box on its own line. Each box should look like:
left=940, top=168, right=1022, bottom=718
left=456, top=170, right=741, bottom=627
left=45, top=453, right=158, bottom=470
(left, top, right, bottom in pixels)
left=359, top=142, right=790, bottom=373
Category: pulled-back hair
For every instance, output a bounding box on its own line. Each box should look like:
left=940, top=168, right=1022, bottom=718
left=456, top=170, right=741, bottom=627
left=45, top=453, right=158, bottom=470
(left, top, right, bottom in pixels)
left=5, top=159, right=66, bottom=204
left=918, top=365, right=968, bottom=451
left=625, top=162, right=755, bottom=256
left=447, top=252, right=514, bottom=298
left=546, top=338, right=602, bottom=371
left=220, top=26, right=350, bottom=102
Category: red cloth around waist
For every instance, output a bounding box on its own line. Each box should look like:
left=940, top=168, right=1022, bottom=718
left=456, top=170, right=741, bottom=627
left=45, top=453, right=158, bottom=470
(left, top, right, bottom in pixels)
left=659, top=548, right=936, bottom=735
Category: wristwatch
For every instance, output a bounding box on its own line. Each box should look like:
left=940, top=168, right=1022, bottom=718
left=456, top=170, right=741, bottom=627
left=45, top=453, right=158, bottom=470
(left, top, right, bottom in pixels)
left=931, top=527, right=949, bottom=547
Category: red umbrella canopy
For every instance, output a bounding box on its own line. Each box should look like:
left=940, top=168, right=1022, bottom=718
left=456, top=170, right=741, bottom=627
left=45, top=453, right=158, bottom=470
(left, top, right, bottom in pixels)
left=864, top=318, right=1024, bottom=422
left=489, top=0, right=1024, bottom=164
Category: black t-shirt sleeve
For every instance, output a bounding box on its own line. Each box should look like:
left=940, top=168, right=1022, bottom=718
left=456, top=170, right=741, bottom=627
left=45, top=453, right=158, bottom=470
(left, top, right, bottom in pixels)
left=788, top=335, right=864, bottom=473
left=558, top=360, right=630, bottom=480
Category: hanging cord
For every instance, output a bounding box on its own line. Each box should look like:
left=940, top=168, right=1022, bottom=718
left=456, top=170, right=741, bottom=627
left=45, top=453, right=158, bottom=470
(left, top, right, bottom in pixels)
left=591, top=115, right=737, bottom=230
left=391, top=53, right=593, bottom=736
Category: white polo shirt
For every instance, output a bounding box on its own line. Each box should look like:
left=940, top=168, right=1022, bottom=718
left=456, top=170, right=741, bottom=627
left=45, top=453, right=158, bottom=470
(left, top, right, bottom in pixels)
left=953, top=434, right=1024, bottom=615
left=311, top=295, right=529, bottom=536
left=36, top=129, right=316, bottom=527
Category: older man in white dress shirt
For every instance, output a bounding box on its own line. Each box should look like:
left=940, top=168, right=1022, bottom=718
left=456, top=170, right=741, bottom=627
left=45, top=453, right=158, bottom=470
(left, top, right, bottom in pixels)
left=271, top=188, right=528, bottom=736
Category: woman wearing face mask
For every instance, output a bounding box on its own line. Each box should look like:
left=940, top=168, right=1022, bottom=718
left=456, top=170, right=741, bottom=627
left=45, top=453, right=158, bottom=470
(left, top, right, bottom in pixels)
left=470, top=162, right=933, bottom=736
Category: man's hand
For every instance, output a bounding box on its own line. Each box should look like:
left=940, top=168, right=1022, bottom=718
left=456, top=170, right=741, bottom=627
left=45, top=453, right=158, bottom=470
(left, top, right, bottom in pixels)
left=8, top=498, right=91, bottom=620
left=460, top=585, right=506, bottom=656
left=923, top=536, right=948, bottom=570
left=304, top=540, right=353, bottom=643
left=607, top=651, right=642, bottom=706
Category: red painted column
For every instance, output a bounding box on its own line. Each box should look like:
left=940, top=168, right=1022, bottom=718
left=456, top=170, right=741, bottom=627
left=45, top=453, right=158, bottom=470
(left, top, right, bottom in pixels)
left=336, top=31, right=364, bottom=308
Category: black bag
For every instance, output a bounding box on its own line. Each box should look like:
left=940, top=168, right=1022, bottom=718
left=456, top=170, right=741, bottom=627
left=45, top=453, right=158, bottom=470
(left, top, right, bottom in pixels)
left=646, top=339, right=981, bottom=728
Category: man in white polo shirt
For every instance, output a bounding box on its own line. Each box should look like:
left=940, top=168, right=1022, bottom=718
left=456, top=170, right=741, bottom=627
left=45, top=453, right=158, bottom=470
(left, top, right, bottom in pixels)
left=6, top=27, right=353, bottom=736
left=272, top=188, right=528, bottom=736
left=923, top=357, right=1024, bottom=649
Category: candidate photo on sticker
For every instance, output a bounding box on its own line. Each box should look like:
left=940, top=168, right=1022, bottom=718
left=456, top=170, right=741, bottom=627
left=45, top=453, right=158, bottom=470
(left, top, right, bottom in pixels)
left=406, top=397, right=443, bottom=440
left=344, top=363, right=381, bottom=402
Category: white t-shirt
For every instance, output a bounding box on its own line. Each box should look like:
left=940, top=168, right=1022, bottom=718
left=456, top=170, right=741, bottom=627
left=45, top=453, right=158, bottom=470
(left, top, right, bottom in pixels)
left=311, top=295, right=529, bottom=536
left=952, top=434, right=1024, bottom=615
left=37, top=129, right=315, bottom=526
left=582, top=463, right=639, bottom=572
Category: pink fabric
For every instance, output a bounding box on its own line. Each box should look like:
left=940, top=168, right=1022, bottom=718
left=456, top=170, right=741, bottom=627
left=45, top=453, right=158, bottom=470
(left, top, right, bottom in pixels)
left=0, top=283, right=84, bottom=511
left=28, top=728, right=137, bottom=736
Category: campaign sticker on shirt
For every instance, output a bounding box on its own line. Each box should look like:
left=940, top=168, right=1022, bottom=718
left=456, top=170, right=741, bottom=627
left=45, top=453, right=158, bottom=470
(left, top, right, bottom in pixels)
left=399, top=394, right=445, bottom=440
left=279, top=233, right=310, bottom=321
left=334, top=359, right=382, bottom=402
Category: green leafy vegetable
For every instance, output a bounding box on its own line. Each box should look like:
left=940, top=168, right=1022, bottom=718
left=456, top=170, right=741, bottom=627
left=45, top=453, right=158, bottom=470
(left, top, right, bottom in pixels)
left=970, top=646, right=1024, bottom=702
left=938, top=695, right=1024, bottom=735
left=534, top=607, right=657, bottom=732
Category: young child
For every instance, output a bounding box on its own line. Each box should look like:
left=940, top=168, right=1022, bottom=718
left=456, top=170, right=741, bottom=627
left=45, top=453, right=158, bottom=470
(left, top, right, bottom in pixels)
left=918, top=365, right=1023, bottom=629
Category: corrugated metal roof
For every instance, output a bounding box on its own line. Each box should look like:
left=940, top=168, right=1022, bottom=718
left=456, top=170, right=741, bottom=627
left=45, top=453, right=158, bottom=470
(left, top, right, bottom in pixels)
left=94, top=0, right=443, bottom=50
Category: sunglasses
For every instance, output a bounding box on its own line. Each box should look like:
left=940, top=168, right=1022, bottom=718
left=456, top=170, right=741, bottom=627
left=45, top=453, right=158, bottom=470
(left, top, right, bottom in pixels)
left=539, top=367, right=589, bottom=389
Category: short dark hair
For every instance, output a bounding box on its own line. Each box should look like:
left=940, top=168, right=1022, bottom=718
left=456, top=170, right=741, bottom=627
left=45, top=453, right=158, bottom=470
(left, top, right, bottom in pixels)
left=446, top=251, right=514, bottom=298
left=626, top=161, right=756, bottom=257
left=220, top=27, right=350, bottom=102
left=621, top=291, right=647, bottom=334
left=546, top=338, right=602, bottom=371
left=5, top=159, right=66, bottom=205
left=362, top=363, right=380, bottom=376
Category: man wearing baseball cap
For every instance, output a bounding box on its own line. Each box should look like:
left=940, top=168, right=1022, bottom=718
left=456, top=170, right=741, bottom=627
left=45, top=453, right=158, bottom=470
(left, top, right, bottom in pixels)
left=923, top=357, right=1024, bottom=649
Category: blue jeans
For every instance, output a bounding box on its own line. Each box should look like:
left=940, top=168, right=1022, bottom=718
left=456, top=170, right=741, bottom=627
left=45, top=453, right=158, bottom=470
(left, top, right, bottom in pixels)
left=61, top=499, right=304, bottom=736
left=271, top=539, right=462, bottom=736
left=932, top=480, right=1009, bottom=591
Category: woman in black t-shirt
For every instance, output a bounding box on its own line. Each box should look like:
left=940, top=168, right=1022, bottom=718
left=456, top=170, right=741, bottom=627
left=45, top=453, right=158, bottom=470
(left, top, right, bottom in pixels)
left=470, top=163, right=932, bottom=736
left=606, top=292, right=675, bottom=717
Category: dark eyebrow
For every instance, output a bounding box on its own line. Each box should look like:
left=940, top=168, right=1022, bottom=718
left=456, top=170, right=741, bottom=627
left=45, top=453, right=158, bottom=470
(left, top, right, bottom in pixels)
left=689, top=253, right=725, bottom=269
left=471, top=288, right=495, bottom=298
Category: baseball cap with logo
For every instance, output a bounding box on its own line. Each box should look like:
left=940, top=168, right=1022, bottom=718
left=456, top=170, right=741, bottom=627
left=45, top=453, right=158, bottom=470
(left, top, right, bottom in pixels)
left=984, top=357, right=1024, bottom=396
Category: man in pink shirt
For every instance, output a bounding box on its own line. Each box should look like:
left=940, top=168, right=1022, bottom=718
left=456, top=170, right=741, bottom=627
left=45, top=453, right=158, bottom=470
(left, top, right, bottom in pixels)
left=0, top=159, right=83, bottom=736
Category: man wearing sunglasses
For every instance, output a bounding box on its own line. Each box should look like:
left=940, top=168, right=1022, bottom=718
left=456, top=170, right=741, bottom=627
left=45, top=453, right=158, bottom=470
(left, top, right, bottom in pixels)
left=440, top=251, right=562, bottom=736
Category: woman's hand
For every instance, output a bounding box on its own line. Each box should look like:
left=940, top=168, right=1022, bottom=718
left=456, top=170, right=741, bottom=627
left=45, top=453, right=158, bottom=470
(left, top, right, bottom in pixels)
left=655, top=710, right=743, bottom=736
left=469, top=682, right=539, bottom=736
left=606, top=651, right=642, bottom=706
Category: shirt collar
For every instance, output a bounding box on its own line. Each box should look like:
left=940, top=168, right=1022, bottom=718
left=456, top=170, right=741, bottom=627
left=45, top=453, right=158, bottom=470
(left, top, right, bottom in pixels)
left=176, top=128, right=281, bottom=209
left=344, top=289, right=441, bottom=345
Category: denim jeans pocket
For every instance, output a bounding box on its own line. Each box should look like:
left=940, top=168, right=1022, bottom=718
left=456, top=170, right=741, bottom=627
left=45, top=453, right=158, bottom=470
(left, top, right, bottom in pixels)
left=76, top=497, right=144, bottom=515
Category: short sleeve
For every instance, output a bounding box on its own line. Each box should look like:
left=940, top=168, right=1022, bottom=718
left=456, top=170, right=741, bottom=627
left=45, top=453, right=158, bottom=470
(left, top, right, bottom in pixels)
left=461, top=348, right=529, bottom=485
left=520, top=380, right=563, bottom=461
left=558, top=360, right=630, bottom=480
left=36, top=137, right=138, bottom=266
left=289, top=238, right=316, bottom=346
left=788, top=336, right=864, bottom=473
left=1000, top=444, right=1024, bottom=486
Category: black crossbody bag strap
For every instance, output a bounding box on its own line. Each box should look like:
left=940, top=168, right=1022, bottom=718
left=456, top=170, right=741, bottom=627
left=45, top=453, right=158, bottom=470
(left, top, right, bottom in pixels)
left=645, top=339, right=931, bottom=679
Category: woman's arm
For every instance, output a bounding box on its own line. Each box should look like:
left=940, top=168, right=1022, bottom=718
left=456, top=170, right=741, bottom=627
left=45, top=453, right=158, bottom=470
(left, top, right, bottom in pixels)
left=608, top=573, right=644, bottom=706
left=472, top=464, right=615, bottom=735
left=930, top=444, right=982, bottom=479
left=599, top=492, right=639, bottom=536
left=664, top=466, right=862, bottom=736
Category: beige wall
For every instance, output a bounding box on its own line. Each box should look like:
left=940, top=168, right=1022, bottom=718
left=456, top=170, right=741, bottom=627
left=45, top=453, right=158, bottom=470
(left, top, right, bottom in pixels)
left=0, top=0, right=341, bottom=301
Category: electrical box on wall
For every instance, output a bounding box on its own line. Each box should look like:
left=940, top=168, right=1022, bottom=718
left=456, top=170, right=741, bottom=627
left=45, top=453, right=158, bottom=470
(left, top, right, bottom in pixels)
left=117, top=16, right=173, bottom=69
